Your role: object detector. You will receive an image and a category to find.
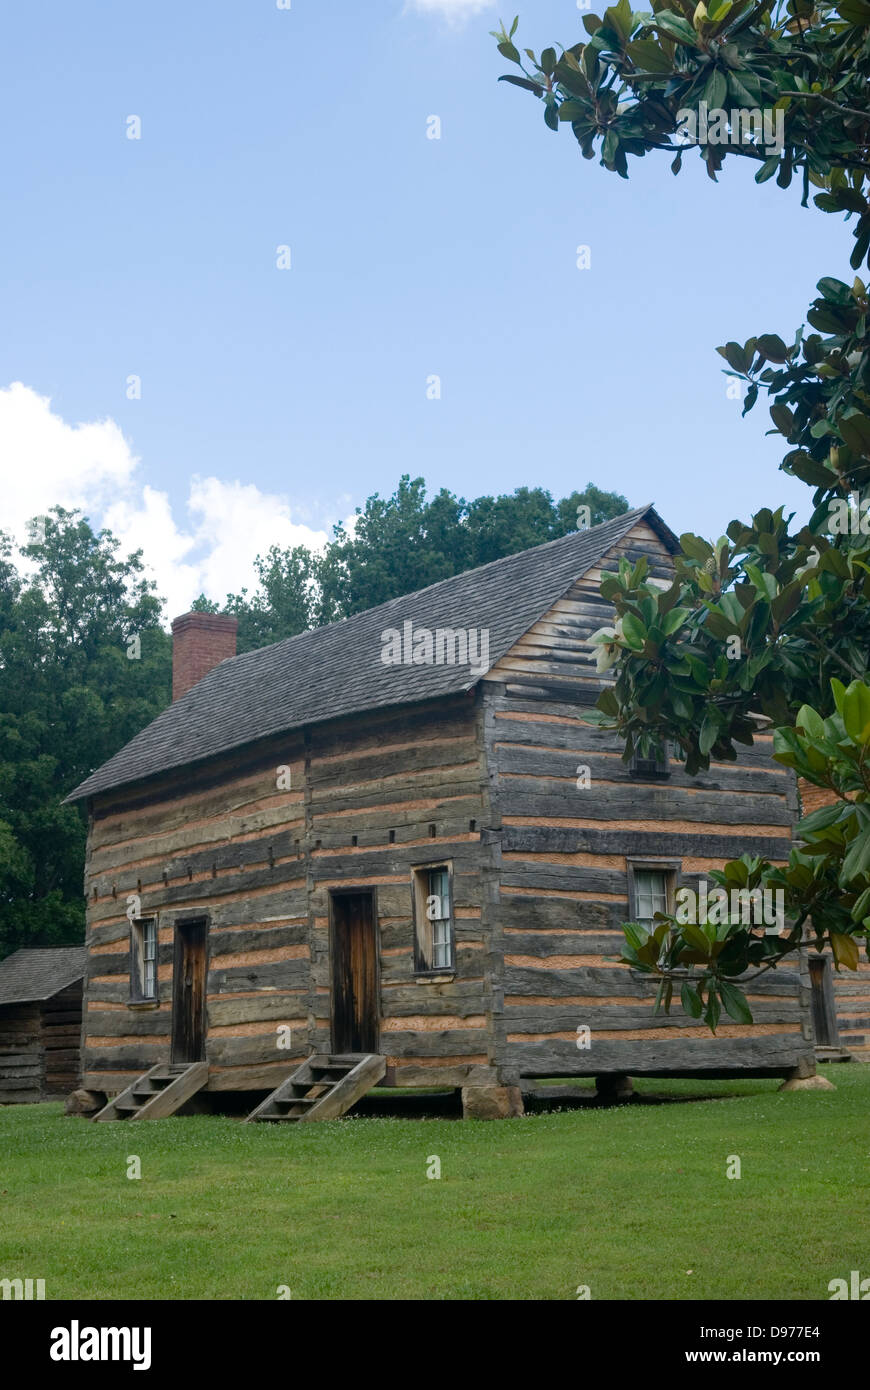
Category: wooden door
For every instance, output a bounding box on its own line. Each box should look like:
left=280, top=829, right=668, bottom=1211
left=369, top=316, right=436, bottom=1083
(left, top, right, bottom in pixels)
left=330, top=891, right=378, bottom=1054
left=809, top=956, right=840, bottom=1047
left=171, top=918, right=208, bottom=1063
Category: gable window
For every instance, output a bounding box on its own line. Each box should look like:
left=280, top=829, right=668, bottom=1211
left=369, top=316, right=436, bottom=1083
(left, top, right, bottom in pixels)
left=130, top=917, right=158, bottom=1001
left=412, top=864, right=454, bottom=973
left=626, top=859, right=680, bottom=926
left=630, top=739, right=670, bottom=779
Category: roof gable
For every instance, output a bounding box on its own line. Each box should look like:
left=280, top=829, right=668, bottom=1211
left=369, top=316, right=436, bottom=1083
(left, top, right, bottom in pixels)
left=489, top=512, right=675, bottom=687
left=66, top=505, right=676, bottom=803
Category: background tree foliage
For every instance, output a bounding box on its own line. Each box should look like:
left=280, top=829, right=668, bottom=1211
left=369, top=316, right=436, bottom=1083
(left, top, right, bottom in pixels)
left=198, top=477, right=629, bottom=651
left=0, top=510, right=170, bottom=955
left=495, top=1, right=870, bottom=1027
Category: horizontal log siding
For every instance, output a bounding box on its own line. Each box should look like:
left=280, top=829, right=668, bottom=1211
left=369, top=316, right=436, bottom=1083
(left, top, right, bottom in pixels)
left=483, top=519, right=814, bottom=1079
left=833, top=957, right=870, bottom=1053
left=0, top=987, right=81, bottom=1103
left=82, top=694, right=491, bottom=1090
left=0, top=1001, right=43, bottom=1102
left=41, top=983, right=83, bottom=1095
left=82, top=728, right=307, bottom=1088
left=306, top=694, right=491, bottom=1074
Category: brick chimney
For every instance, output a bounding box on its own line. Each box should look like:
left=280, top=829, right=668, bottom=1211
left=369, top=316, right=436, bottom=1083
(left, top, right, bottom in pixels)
left=171, top=611, right=238, bottom=701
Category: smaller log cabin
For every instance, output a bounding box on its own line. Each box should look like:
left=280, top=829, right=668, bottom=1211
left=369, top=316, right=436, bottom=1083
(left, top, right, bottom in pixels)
left=0, top=948, right=86, bottom=1103
left=66, top=507, right=819, bottom=1119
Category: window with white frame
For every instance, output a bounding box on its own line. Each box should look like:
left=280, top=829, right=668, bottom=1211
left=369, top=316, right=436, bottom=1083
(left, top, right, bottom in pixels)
left=412, top=864, right=454, bottom=972
left=633, top=870, right=670, bottom=923
left=429, top=867, right=452, bottom=968
left=130, top=917, right=158, bottom=1001
left=627, top=861, right=679, bottom=926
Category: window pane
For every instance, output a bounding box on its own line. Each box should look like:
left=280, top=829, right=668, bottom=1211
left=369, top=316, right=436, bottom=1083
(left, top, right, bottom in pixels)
left=432, top=910, right=452, bottom=968
left=428, top=869, right=449, bottom=918
left=634, top=870, right=669, bottom=922
left=432, top=921, right=452, bottom=968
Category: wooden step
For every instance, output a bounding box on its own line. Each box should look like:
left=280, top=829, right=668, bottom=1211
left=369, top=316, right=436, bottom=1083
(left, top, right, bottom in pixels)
left=92, top=1062, right=209, bottom=1121
left=246, top=1054, right=386, bottom=1123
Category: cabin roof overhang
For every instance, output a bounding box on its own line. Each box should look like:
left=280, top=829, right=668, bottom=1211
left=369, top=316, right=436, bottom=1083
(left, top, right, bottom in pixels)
left=0, top=947, right=87, bottom=1006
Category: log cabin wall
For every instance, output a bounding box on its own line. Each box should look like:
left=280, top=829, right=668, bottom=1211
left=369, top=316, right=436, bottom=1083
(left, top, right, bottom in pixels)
left=81, top=693, right=490, bottom=1094
left=482, top=518, right=815, bottom=1080
left=0, top=983, right=82, bottom=1102
left=82, top=729, right=308, bottom=1094
left=831, top=958, right=870, bottom=1053
left=0, top=1002, right=42, bottom=1103
left=41, top=983, right=83, bottom=1095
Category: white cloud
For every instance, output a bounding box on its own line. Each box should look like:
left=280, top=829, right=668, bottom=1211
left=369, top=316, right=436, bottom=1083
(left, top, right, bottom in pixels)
left=0, top=381, right=139, bottom=533
left=105, top=474, right=331, bottom=618
left=0, top=382, right=336, bottom=622
left=405, top=0, right=496, bottom=24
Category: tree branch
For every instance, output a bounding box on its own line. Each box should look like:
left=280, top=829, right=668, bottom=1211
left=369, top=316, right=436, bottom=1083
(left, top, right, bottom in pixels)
left=806, top=631, right=866, bottom=681
left=784, top=90, right=870, bottom=125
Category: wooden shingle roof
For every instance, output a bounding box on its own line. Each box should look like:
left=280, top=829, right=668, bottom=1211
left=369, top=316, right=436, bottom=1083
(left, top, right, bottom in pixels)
left=66, top=505, right=676, bottom=804
left=0, top=947, right=87, bottom=1005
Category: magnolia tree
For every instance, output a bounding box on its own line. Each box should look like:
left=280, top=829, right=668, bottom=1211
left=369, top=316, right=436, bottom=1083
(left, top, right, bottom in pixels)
left=494, top=1, right=870, bottom=1029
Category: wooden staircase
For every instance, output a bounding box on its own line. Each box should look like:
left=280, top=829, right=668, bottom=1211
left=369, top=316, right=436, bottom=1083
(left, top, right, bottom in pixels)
left=246, top=1053, right=385, bottom=1122
left=92, top=1061, right=209, bottom=1122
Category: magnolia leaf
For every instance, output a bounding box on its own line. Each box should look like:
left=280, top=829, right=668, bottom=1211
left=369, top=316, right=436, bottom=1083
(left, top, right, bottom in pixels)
left=621, top=612, right=647, bottom=650
left=839, top=414, right=870, bottom=457
left=680, top=980, right=703, bottom=1017
left=653, top=11, right=699, bottom=43
left=626, top=38, right=673, bottom=72
left=841, top=681, right=870, bottom=744
left=830, top=932, right=860, bottom=970
left=719, top=981, right=753, bottom=1024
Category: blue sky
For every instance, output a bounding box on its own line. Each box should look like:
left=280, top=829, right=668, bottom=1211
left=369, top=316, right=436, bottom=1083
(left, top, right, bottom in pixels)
left=0, top=0, right=850, bottom=616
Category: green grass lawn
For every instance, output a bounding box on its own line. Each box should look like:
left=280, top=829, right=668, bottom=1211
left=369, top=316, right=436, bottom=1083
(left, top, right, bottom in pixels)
left=1, top=1068, right=867, bottom=1300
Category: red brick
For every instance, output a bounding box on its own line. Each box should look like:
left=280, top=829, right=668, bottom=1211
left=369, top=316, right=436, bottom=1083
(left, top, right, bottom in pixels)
left=171, top=612, right=238, bottom=701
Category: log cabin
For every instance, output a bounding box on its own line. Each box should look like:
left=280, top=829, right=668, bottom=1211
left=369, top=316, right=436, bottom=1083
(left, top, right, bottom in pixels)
left=65, top=505, right=819, bottom=1121
left=0, top=948, right=86, bottom=1103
